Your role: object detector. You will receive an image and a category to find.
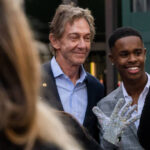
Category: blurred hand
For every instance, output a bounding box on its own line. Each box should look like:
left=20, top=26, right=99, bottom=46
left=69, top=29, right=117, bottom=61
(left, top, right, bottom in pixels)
left=93, top=98, right=140, bottom=145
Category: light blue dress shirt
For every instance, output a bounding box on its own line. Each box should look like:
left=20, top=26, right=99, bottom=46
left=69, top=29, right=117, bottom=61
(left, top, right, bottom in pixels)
left=50, top=57, right=87, bottom=124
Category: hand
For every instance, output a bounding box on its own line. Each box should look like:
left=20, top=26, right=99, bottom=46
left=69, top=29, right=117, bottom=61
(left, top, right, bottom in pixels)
left=92, top=98, right=140, bottom=145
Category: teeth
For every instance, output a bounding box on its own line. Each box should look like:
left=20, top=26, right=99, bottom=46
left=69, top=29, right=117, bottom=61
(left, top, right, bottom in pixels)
left=128, top=67, right=138, bottom=70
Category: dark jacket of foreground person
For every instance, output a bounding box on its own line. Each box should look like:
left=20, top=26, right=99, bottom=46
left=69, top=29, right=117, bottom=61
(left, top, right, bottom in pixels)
left=137, top=88, right=150, bottom=150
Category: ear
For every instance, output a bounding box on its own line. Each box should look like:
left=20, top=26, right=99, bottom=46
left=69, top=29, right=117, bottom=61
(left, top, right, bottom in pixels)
left=49, top=34, right=60, bottom=50
left=144, top=48, right=147, bottom=61
left=108, top=52, right=115, bottom=64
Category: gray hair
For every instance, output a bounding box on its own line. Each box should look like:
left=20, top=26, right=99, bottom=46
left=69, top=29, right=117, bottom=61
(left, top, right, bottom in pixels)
left=49, top=4, right=95, bottom=55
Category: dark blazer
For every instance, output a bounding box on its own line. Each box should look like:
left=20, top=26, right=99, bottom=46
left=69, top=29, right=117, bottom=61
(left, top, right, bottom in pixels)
left=40, top=62, right=104, bottom=143
left=137, top=88, right=150, bottom=150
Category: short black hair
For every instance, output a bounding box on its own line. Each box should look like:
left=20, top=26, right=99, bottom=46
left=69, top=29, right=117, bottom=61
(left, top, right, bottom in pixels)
left=108, top=27, right=143, bottom=50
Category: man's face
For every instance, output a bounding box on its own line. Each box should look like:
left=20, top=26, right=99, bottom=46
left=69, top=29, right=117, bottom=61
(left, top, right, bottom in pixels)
left=109, top=36, right=146, bottom=82
left=54, top=18, right=91, bottom=67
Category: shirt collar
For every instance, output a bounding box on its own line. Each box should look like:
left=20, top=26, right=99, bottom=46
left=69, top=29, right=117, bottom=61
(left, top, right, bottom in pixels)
left=143, top=72, right=150, bottom=95
left=50, top=56, right=87, bottom=83
left=78, top=65, right=87, bottom=83
left=121, top=82, right=128, bottom=98
left=121, top=72, right=150, bottom=98
left=50, top=56, right=64, bottom=78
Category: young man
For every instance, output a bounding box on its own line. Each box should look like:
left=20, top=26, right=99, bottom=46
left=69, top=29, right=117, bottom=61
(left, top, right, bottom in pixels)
left=41, top=4, right=104, bottom=142
left=95, top=27, right=149, bottom=150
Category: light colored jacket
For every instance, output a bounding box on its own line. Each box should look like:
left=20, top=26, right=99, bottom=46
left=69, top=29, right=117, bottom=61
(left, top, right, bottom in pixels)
left=97, top=86, right=144, bottom=150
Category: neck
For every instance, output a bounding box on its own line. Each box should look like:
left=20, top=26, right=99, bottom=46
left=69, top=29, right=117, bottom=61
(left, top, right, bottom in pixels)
left=123, top=73, right=147, bottom=104
left=56, top=58, right=81, bottom=85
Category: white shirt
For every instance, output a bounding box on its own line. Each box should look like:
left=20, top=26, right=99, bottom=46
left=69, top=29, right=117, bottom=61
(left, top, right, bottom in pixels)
left=121, top=73, right=150, bottom=128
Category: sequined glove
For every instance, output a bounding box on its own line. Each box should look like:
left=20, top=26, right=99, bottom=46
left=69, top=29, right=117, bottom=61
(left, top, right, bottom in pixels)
left=93, top=98, right=140, bottom=145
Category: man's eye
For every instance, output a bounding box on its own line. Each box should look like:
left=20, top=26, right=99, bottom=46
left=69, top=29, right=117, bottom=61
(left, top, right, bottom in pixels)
left=84, top=37, right=90, bottom=42
left=135, top=50, right=142, bottom=56
left=70, top=36, right=78, bottom=41
left=120, top=52, right=128, bottom=57
left=71, top=36, right=77, bottom=39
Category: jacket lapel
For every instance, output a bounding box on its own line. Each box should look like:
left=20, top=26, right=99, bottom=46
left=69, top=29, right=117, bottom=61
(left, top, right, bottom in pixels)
left=83, top=76, right=92, bottom=126
left=41, top=62, right=63, bottom=110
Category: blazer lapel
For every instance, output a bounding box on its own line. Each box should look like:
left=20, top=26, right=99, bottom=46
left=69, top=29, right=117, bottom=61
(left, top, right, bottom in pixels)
left=83, top=74, right=100, bottom=127
left=129, top=123, right=137, bottom=136
left=41, top=62, right=63, bottom=110
left=83, top=77, right=90, bottom=126
left=114, top=86, right=124, bottom=102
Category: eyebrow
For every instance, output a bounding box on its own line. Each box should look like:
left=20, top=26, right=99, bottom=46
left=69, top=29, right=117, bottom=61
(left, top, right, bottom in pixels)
left=68, top=32, right=91, bottom=35
left=119, top=48, right=143, bottom=51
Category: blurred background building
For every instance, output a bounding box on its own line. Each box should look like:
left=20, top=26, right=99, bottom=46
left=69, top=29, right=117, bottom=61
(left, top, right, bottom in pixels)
left=24, top=0, right=150, bottom=93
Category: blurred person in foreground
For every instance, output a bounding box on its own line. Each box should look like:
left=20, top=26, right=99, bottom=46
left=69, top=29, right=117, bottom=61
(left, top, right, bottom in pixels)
left=94, top=27, right=148, bottom=150
left=137, top=86, right=150, bottom=150
left=41, top=4, right=104, bottom=143
left=0, top=0, right=84, bottom=150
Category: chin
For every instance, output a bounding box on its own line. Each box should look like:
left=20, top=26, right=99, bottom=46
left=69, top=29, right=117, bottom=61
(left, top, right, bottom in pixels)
left=74, top=59, right=85, bottom=65
left=75, top=62, right=84, bottom=66
left=127, top=75, right=142, bottom=82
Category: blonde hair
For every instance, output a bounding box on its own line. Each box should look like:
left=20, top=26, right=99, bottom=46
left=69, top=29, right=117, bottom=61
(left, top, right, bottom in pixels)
left=0, top=0, right=39, bottom=138
left=0, top=0, right=83, bottom=150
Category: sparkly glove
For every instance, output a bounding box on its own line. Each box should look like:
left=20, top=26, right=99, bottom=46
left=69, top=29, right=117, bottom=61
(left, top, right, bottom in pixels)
left=93, top=98, right=140, bottom=145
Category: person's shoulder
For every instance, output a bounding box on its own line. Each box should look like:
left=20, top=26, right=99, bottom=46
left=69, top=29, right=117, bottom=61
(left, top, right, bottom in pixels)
left=86, top=72, right=103, bottom=87
left=41, top=61, right=52, bottom=76
left=86, top=72, right=98, bottom=80
left=97, top=86, right=121, bottom=108
left=86, top=72, right=104, bottom=98
left=42, top=61, right=50, bottom=70
left=146, top=72, right=150, bottom=76
left=40, top=61, right=54, bottom=85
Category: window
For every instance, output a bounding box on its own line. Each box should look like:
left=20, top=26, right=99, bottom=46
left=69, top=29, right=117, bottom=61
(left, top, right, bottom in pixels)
left=132, top=0, right=150, bottom=12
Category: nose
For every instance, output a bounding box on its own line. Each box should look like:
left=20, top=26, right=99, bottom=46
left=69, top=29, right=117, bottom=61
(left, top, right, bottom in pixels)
left=77, top=38, right=86, bottom=49
left=128, top=54, right=137, bottom=63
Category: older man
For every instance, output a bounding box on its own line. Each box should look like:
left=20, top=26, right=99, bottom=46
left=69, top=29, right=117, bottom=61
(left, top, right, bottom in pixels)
left=41, top=4, right=104, bottom=142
